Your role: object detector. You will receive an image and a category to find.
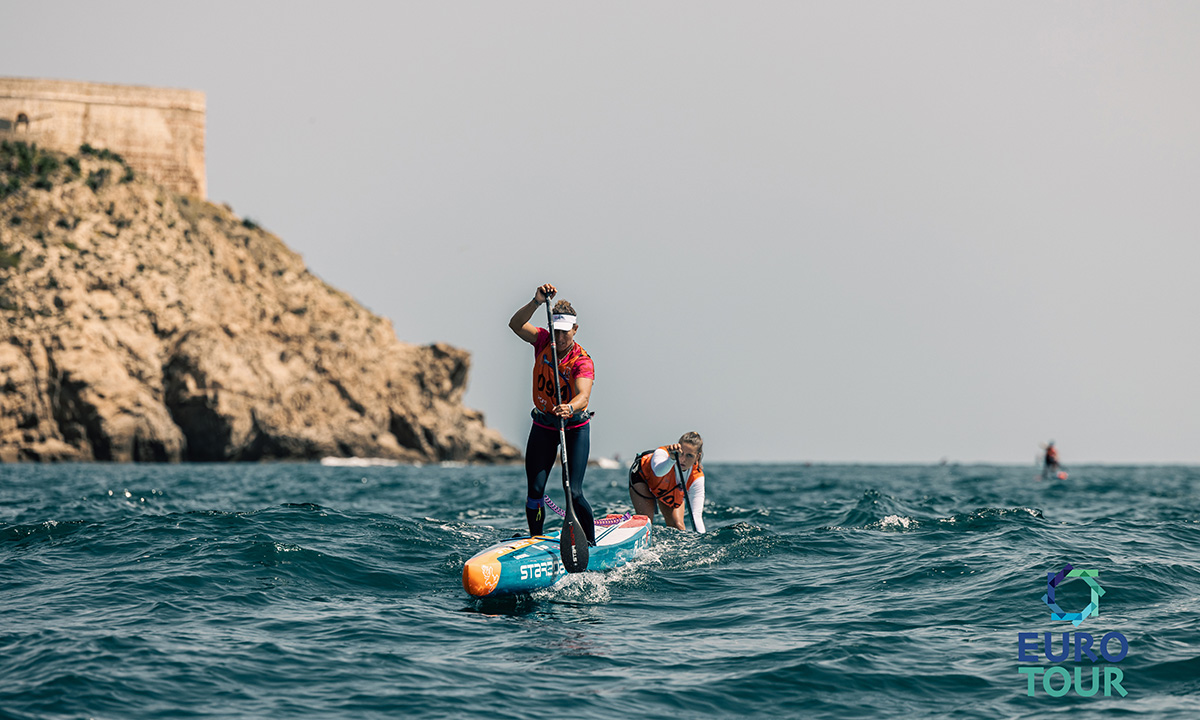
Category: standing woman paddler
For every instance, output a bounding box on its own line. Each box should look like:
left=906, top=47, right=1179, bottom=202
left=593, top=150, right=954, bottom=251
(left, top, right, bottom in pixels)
left=508, top=283, right=597, bottom=548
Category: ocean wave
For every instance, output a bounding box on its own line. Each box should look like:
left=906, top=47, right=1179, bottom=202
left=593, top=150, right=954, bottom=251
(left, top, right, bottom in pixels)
left=937, top=506, right=1045, bottom=527
left=4, top=463, right=1200, bottom=719
left=1, top=518, right=90, bottom=546
left=821, top=506, right=1046, bottom=535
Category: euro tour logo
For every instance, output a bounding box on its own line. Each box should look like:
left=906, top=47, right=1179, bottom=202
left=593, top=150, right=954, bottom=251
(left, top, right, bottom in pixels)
left=1016, top=564, right=1129, bottom=698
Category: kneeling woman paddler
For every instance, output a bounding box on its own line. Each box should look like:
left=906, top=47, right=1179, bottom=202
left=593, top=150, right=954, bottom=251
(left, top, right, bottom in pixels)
left=507, top=283, right=596, bottom=544
left=628, top=431, right=707, bottom=533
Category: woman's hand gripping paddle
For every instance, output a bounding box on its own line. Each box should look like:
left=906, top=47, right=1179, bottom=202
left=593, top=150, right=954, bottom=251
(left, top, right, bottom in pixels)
left=545, top=299, right=589, bottom=573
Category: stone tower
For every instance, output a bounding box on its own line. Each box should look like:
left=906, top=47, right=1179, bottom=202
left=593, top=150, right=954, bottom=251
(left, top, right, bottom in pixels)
left=0, top=77, right=205, bottom=198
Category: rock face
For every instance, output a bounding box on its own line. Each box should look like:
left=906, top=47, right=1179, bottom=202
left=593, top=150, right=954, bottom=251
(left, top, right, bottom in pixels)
left=0, top=141, right=520, bottom=463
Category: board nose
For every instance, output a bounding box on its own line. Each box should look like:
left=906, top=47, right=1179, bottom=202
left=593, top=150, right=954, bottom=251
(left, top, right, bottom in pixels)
left=462, top=557, right=502, bottom=597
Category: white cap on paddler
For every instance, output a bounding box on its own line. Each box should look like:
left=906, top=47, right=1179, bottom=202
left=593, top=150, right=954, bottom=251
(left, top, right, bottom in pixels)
left=551, top=313, right=577, bottom=331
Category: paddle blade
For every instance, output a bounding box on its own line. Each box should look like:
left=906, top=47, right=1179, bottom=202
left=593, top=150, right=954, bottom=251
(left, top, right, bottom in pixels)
left=560, top=517, right=589, bottom=573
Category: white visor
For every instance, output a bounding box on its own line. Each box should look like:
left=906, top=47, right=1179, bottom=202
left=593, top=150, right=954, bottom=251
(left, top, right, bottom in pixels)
left=551, top=314, right=577, bottom=331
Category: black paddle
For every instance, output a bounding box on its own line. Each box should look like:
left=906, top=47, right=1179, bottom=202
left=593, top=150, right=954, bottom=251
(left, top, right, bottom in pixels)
left=675, top=454, right=694, bottom=532
left=545, top=300, right=589, bottom=573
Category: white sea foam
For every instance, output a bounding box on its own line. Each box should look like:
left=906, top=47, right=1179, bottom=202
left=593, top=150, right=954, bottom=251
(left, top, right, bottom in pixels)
left=875, top=515, right=916, bottom=530
left=548, top=571, right=612, bottom=604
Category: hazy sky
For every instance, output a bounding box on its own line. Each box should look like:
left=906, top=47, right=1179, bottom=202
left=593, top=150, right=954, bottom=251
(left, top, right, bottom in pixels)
left=5, top=2, right=1198, bottom=463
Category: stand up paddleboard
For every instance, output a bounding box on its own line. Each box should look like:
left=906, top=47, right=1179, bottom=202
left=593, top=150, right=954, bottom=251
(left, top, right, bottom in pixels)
left=463, top=514, right=651, bottom=598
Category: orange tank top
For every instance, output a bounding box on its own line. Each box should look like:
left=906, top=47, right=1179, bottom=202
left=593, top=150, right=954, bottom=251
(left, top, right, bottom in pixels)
left=635, top=447, right=703, bottom=509
left=531, top=329, right=594, bottom=412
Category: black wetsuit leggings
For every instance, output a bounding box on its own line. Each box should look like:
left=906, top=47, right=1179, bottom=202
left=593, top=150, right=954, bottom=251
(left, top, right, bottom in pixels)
left=525, top=422, right=595, bottom=544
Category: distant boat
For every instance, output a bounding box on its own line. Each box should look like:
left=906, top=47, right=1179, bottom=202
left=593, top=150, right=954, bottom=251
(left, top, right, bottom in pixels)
left=591, top=456, right=621, bottom=470
left=319, top=456, right=401, bottom=467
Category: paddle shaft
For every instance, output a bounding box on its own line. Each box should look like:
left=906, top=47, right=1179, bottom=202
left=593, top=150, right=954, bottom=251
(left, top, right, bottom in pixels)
left=675, top=457, right=694, bottom=532
left=545, top=299, right=588, bottom=572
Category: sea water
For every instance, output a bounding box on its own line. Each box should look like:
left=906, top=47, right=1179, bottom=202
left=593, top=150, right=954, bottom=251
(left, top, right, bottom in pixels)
left=2, top=463, right=1198, bottom=719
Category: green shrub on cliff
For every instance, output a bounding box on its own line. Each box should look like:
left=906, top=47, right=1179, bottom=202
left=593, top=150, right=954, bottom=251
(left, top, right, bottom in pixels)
left=80, top=143, right=127, bottom=165
left=1, top=141, right=74, bottom=196
left=36, top=154, right=59, bottom=176
left=0, top=247, right=20, bottom=270
left=32, top=155, right=59, bottom=190
left=87, top=168, right=111, bottom=192
left=1, top=142, right=29, bottom=197
left=2, top=140, right=37, bottom=178
left=0, top=176, right=19, bottom=200
left=1, top=141, right=132, bottom=196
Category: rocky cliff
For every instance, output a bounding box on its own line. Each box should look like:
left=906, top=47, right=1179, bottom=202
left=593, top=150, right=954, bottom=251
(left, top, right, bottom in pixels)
left=0, top=141, right=520, bottom=463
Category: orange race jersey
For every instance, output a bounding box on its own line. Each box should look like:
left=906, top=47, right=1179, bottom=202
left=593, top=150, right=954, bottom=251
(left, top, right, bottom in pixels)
left=531, top=328, right=594, bottom=414
left=634, top=447, right=704, bottom=509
